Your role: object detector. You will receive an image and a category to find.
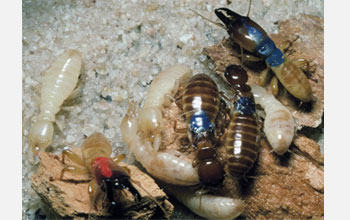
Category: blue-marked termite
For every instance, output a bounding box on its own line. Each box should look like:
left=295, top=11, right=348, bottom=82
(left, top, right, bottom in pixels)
left=214, top=1, right=313, bottom=102
left=224, top=65, right=261, bottom=177
left=177, top=74, right=227, bottom=185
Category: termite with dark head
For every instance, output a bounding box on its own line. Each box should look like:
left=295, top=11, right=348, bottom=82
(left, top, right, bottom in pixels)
left=210, top=0, right=313, bottom=102
left=59, top=132, right=168, bottom=217
left=224, top=65, right=261, bottom=178
left=177, top=74, right=228, bottom=186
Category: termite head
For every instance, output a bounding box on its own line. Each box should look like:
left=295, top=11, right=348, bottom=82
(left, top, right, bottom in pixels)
left=215, top=8, right=242, bottom=30
left=28, top=120, right=54, bottom=164
left=92, top=157, right=141, bottom=208
left=225, top=65, right=254, bottom=100
left=138, top=107, right=162, bottom=151
left=120, top=101, right=139, bottom=145
left=196, top=142, right=224, bottom=185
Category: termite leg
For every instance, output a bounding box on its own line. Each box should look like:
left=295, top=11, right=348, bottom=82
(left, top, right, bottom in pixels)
left=88, top=178, right=100, bottom=209
left=173, top=120, right=187, bottom=133
left=258, top=68, right=272, bottom=86
left=237, top=49, right=264, bottom=64
left=111, top=154, right=126, bottom=164
left=293, top=58, right=317, bottom=77
left=60, top=165, right=89, bottom=180
left=216, top=151, right=225, bottom=166
left=174, top=95, right=183, bottom=110
left=270, top=76, right=280, bottom=97
left=192, top=158, right=199, bottom=168
left=61, top=149, right=85, bottom=166
left=219, top=91, right=231, bottom=102
left=64, top=84, right=82, bottom=103
left=280, top=35, right=300, bottom=55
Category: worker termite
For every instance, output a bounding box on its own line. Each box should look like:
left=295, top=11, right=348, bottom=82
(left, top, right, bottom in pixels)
left=138, top=65, right=192, bottom=152
left=213, top=1, right=313, bottom=102
left=224, top=65, right=261, bottom=177
left=166, top=185, right=245, bottom=220
left=121, top=66, right=245, bottom=219
left=28, top=50, right=82, bottom=163
left=60, top=132, right=168, bottom=217
left=177, top=74, right=227, bottom=185
left=251, top=85, right=295, bottom=155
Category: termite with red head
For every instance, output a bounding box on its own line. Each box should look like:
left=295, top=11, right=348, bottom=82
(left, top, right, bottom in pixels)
left=59, top=132, right=168, bottom=217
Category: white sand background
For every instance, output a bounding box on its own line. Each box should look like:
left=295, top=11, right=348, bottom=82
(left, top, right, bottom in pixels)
left=22, top=0, right=323, bottom=219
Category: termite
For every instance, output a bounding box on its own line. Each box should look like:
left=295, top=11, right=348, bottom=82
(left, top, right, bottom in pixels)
left=138, top=65, right=193, bottom=152
left=60, top=132, right=168, bottom=217
left=213, top=1, right=313, bottom=102
left=251, top=85, right=295, bottom=155
left=224, top=65, right=261, bottom=177
left=177, top=74, right=227, bottom=185
left=28, top=50, right=82, bottom=162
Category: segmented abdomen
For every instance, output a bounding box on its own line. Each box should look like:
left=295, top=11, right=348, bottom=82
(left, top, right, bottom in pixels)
left=271, top=59, right=312, bottom=102
left=182, top=74, right=220, bottom=123
left=39, top=50, right=82, bottom=121
left=81, top=132, right=112, bottom=170
left=225, top=112, right=260, bottom=177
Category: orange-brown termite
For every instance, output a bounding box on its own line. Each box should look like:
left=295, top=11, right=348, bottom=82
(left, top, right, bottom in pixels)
left=60, top=132, right=168, bottom=217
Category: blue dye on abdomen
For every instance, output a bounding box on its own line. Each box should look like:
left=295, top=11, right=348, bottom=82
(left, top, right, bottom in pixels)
left=243, top=20, right=284, bottom=67
left=189, top=110, right=214, bottom=134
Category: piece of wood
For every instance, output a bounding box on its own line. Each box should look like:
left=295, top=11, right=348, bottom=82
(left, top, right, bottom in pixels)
left=203, top=14, right=324, bottom=129
left=31, top=150, right=173, bottom=219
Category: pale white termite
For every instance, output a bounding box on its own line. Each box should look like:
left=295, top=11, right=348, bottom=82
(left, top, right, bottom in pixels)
left=121, top=101, right=199, bottom=186
left=138, top=65, right=192, bottom=152
left=251, top=85, right=295, bottom=155
left=28, top=50, right=82, bottom=161
left=167, top=186, right=245, bottom=220
left=120, top=66, right=245, bottom=218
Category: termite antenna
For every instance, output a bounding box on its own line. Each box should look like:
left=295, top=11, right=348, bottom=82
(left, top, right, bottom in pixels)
left=131, top=179, right=170, bottom=219
left=247, top=0, right=253, bottom=17
left=287, top=149, right=299, bottom=157
left=189, top=8, right=226, bottom=30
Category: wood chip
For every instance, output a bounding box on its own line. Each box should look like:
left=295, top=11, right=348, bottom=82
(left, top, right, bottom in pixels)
left=31, top=150, right=173, bottom=219
left=203, top=14, right=324, bottom=129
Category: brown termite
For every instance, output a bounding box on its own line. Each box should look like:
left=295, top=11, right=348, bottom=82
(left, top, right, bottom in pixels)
left=224, top=65, right=261, bottom=177
left=177, top=74, right=229, bottom=185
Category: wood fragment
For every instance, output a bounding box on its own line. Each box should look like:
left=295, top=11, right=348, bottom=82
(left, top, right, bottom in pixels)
left=203, top=14, right=324, bottom=129
left=31, top=150, right=173, bottom=219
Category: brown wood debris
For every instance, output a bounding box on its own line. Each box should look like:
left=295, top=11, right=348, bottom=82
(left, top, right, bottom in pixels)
left=160, top=100, right=323, bottom=219
left=221, top=136, right=324, bottom=219
left=203, top=14, right=324, bottom=129
left=31, top=150, right=173, bottom=219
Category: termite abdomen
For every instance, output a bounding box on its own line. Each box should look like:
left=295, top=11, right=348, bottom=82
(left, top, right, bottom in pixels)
left=225, top=113, right=260, bottom=177
left=182, top=74, right=220, bottom=126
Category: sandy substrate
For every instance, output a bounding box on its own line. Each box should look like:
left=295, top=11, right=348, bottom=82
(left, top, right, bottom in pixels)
left=22, top=0, right=323, bottom=219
